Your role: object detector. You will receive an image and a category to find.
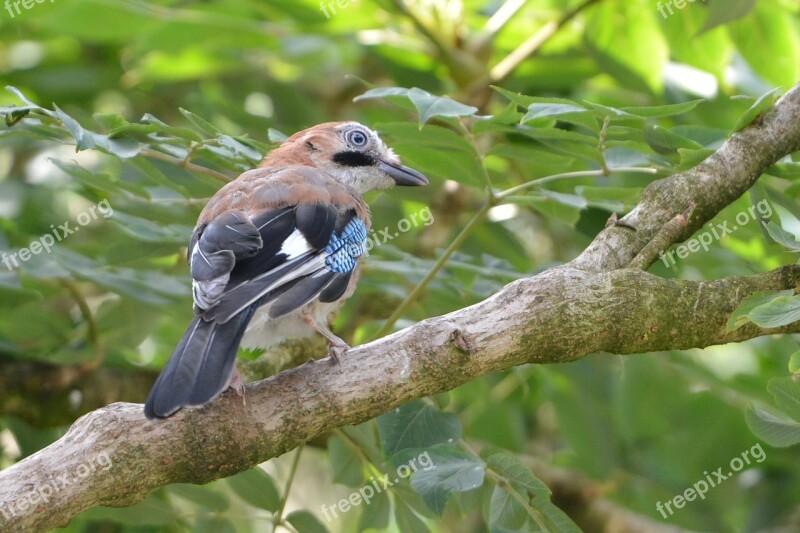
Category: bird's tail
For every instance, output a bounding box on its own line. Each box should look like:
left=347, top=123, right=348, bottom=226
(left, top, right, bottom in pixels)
left=144, top=304, right=258, bottom=419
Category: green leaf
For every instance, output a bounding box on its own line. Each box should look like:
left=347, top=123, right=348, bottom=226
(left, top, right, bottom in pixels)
left=512, top=195, right=582, bottom=227
left=699, top=0, right=757, bottom=33
left=408, top=445, right=485, bottom=515
left=747, top=294, right=800, bottom=328
left=768, top=377, right=800, bottom=422
left=489, top=484, right=527, bottom=530
left=377, top=400, right=461, bottom=457
left=768, top=162, right=800, bottom=180
left=575, top=186, right=643, bottom=212
left=286, top=510, right=329, bottom=533
left=140, top=113, right=204, bottom=142
left=726, top=290, right=794, bottom=331
left=354, top=86, right=413, bottom=101
left=532, top=500, right=583, bottom=533
left=585, top=2, right=668, bottom=93
left=659, top=4, right=730, bottom=77
left=745, top=405, right=800, bottom=447
left=484, top=452, right=583, bottom=533
left=268, top=128, right=288, bottom=143
left=522, top=103, right=588, bottom=123
left=50, top=160, right=150, bottom=198
left=82, top=495, right=178, bottom=525
left=394, top=499, right=431, bottom=533
left=789, top=351, right=800, bottom=376
left=110, top=212, right=191, bottom=244
left=4, top=107, right=31, bottom=127
left=537, top=190, right=588, bottom=210
left=167, top=483, right=229, bottom=512
left=406, top=88, right=478, bottom=125
left=764, top=221, right=800, bottom=251
left=52, top=105, right=142, bottom=158
left=620, top=100, right=704, bottom=118
left=216, top=134, right=263, bottom=162
left=375, top=122, right=484, bottom=186
left=484, top=453, right=548, bottom=498
left=487, top=143, right=575, bottom=167
left=357, top=87, right=477, bottom=125
left=328, top=435, right=364, bottom=487
left=734, top=89, right=781, bottom=132
left=644, top=125, right=704, bottom=154
left=357, top=489, right=390, bottom=531
left=193, top=516, right=237, bottom=533
left=729, top=1, right=800, bottom=87
left=6, top=85, right=42, bottom=108
left=226, top=467, right=281, bottom=511
left=179, top=107, right=221, bottom=136
left=491, top=87, right=582, bottom=110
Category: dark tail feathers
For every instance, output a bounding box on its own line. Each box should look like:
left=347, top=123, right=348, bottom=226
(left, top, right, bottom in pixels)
left=144, top=305, right=257, bottom=419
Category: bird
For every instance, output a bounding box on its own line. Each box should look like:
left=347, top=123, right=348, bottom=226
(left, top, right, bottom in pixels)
left=144, top=122, right=428, bottom=419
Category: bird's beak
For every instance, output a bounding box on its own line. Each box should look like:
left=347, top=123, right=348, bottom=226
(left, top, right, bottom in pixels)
left=378, top=159, right=429, bottom=187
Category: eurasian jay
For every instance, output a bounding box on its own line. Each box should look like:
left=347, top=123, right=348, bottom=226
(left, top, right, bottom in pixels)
left=144, top=122, right=428, bottom=419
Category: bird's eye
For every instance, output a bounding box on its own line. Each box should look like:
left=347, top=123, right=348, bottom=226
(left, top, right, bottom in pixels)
left=347, top=129, right=368, bottom=147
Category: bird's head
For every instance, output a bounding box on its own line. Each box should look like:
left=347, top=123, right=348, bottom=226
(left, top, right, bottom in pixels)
left=262, top=122, right=428, bottom=194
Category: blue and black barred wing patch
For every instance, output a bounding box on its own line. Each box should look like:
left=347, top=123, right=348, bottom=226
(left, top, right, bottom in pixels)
left=201, top=204, right=368, bottom=323
left=267, top=217, right=367, bottom=318
left=324, top=218, right=367, bottom=273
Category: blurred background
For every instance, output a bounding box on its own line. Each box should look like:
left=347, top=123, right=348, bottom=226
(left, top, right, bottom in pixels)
left=1, top=0, right=800, bottom=531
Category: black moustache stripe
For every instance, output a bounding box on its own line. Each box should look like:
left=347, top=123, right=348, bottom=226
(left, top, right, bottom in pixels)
left=333, top=151, right=375, bottom=167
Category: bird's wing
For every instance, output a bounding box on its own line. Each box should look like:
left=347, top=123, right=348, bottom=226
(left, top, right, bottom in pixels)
left=188, top=167, right=370, bottom=324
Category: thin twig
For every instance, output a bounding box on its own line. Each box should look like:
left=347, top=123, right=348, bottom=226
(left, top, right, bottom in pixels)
left=372, top=202, right=492, bottom=339
left=387, top=0, right=455, bottom=65
left=58, top=280, right=104, bottom=368
left=275, top=446, right=303, bottom=527
left=490, top=0, right=602, bottom=83
left=497, top=167, right=657, bottom=199
left=139, top=148, right=232, bottom=182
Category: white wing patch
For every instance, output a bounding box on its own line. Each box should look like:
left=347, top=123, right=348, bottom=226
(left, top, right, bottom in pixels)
left=280, top=229, right=313, bottom=259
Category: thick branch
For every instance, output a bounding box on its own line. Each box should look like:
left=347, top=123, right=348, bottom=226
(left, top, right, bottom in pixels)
left=2, top=265, right=800, bottom=531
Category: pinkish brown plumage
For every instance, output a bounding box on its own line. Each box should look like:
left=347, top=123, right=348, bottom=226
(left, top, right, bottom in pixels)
left=145, top=122, right=428, bottom=419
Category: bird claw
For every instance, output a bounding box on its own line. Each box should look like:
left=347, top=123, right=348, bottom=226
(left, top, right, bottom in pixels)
left=229, top=368, right=246, bottom=406
left=328, top=342, right=349, bottom=365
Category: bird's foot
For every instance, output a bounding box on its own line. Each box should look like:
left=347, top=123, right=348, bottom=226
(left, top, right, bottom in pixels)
left=328, top=341, right=350, bottom=366
left=302, top=309, right=350, bottom=365
left=229, top=367, right=246, bottom=406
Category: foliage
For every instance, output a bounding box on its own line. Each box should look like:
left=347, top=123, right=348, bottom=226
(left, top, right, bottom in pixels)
left=1, top=0, right=800, bottom=531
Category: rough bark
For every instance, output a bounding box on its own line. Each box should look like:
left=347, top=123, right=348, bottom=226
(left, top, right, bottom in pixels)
left=1, top=83, right=800, bottom=532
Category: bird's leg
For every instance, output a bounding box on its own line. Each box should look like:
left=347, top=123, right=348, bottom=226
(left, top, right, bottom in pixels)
left=229, top=366, right=246, bottom=406
left=302, top=310, right=349, bottom=365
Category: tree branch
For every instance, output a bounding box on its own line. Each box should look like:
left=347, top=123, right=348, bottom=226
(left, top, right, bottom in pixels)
left=1, top=83, right=799, bottom=532
left=2, top=265, right=800, bottom=531
left=574, top=85, right=800, bottom=272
